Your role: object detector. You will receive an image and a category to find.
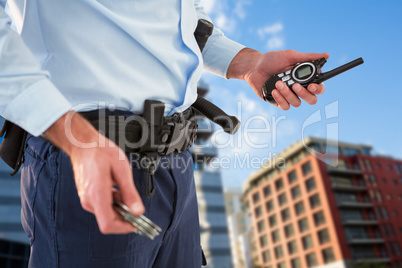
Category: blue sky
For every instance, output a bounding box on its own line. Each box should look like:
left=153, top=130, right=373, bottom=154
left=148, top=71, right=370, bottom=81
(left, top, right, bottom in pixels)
left=199, top=0, right=402, bottom=189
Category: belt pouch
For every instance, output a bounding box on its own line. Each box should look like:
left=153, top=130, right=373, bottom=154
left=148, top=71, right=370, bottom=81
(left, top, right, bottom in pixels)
left=0, top=120, right=28, bottom=175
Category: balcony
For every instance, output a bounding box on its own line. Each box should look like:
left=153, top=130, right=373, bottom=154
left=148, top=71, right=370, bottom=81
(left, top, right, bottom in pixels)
left=326, top=165, right=362, bottom=176
left=331, top=182, right=367, bottom=192
left=342, top=219, right=378, bottom=226
left=337, top=201, right=372, bottom=208
left=348, top=238, right=384, bottom=245
left=190, top=145, right=218, bottom=157
left=351, top=257, right=391, bottom=264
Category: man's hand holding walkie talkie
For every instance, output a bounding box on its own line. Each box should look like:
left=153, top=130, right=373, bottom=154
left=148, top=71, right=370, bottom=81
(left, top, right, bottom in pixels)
left=227, top=48, right=330, bottom=110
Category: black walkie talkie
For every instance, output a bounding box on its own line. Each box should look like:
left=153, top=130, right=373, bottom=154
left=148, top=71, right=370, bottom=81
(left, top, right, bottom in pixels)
left=261, top=57, right=364, bottom=104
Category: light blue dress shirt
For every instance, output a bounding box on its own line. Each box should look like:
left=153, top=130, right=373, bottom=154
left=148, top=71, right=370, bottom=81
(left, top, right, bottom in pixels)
left=0, top=0, right=244, bottom=136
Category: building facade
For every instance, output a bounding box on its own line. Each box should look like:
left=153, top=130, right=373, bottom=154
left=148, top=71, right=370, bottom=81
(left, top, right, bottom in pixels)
left=190, top=86, right=232, bottom=268
left=243, top=137, right=402, bottom=268
left=224, top=188, right=253, bottom=268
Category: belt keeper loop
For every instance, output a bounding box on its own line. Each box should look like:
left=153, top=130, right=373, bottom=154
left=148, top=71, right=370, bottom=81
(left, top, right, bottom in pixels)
left=141, top=153, right=158, bottom=197
left=145, top=173, right=156, bottom=197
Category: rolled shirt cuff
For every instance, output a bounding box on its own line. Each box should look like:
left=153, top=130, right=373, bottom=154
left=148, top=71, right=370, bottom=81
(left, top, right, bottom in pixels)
left=202, top=31, right=246, bottom=79
left=3, top=79, right=72, bottom=136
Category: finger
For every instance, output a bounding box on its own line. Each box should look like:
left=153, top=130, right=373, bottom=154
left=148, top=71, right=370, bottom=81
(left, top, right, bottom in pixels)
left=275, top=81, right=301, bottom=108
left=92, top=183, right=138, bottom=234
left=307, top=83, right=325, bottom=95
left=287, top=50, right=329, bottom=63
left=272, top=89, right=290, bottom=110
left=111, top=154, right=145, bottom=216
left=292, top=84, right=318, bottom=105
left=94, top=204, right=138, bottom=234
left=112, top=189, right=123, bottom=202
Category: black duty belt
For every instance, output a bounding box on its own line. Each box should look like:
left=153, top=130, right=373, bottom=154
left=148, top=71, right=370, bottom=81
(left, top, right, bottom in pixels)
left=80, top=100, right=198, bottom=197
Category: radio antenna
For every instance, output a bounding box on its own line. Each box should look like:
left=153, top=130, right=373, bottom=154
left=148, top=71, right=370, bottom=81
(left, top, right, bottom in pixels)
left=316, top=57, right=364, bottom=84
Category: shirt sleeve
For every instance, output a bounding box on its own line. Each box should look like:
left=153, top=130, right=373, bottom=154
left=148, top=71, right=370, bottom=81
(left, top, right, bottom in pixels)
left=0, top=4, right=72, bottom=136
left=194, top=0, right=246, bottom=79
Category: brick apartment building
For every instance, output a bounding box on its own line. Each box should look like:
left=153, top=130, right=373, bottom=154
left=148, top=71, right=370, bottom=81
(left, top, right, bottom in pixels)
left=242, top=137, right=402, bottom=268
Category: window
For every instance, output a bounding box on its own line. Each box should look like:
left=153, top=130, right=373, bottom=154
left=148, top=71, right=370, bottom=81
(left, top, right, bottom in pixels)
left=281, top=208, right=291, bottom=222
left=386, top=194, right=392, bottom=200
left=376, top=190, right=383, bottom=202
left=278, top=193, right=288, bottom=207
left=274, top=245, right=284, bottom=259
left=284, top=224, right=294, bottom=238
left=382, top=207, right=389, bottom=219
left=353, top=162, right=360, bottom=171
left=275, top=178, right=284, bottom=191
left=305, top=177, right=316, bottom=192
left=381, top=224, right=389, bottom=237
left=288, top=170, right=297, bottom=184
left=362, top=147, right=371, bottom=155
left=387, top=224, right=395, bottom=237
left=291, top=185, right=301, bottom=200
left=318, top=229, right=330, bottom=244
left=393, top=210, right=399, bottom=217
left=287, top=240, right=298, bottom=255
left=257, top=220, right=265, bottom=232
left=298, top=218, right=309, bottom=233
left=375, top=206, right=383, bottom=219
left=260, top=235, right=268, bottom=247
left=271, top=230, right=281, bottom=243
left=371, top=174, right=377, bottom=186
left=262, top=250, right=271, bottom=263
left=306, top=253, right=317, bottom=267
left=269, top=215, right=277, bottom=228
left=277, top=261, right=286, bottom=268
left=388, top=242, right=395, bottom=256
left=382, top=178, right=387, bottom=184
left=309, top=194, right=321, bottom=209
left=291, top=257, right=301, bottom=268
left=344, top=147, right=359, bottom=156
left=302, top=234, right=314, bottom=249
left=322, top=247, right=335, bottom=263
left=325, top=145, right=339, bottom=155
left=295, top=201, right=305, bottom=216
left=365, top=160, right=372, bottom=171
left=255, top=206, right=263, bottom=218
left=263, top=185, right=272, bottom=197
left=369, top=190, right=377, bottom=202
left=253, top=192, right=260, bottom=204
left=360, top=159, right=366, bottom=171
left=266, top=200, right=274, bottom=213
left=395, top=164, right=401, bottom=174
left=314, top=211, right=326, bottom=227
left=302, top=162, right=312, bottom=176
left=394, top=242, right=401, bottom=256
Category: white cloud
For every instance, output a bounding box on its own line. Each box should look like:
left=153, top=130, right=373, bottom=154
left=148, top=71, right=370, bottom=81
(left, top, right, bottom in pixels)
left=267, top=36, right=285, bottom=50
left=257, top=22, right=284, bottom=39
left=201, top=0, right=216, bottom=14
left=257, top=22, right=285, bottom=50
left=233, top=0, right=251, bottom=20
left=215, top=12, right=236, bottom=33
left=200, top=0, right=249, bottom=34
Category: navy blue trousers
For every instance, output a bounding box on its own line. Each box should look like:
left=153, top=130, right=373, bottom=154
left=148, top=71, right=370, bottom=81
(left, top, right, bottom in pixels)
left=20, top=134, right=202, bottom=267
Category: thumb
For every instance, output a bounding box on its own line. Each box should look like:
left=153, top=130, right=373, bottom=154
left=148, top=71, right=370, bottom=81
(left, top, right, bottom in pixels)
left=289, top=51, right=329, bottom=64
